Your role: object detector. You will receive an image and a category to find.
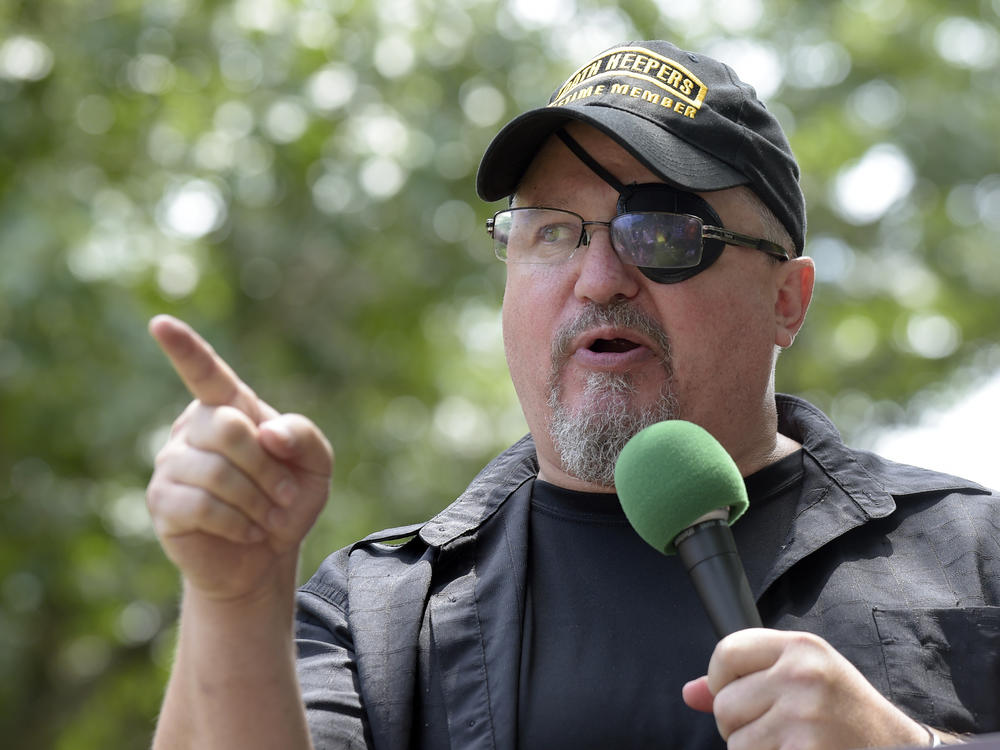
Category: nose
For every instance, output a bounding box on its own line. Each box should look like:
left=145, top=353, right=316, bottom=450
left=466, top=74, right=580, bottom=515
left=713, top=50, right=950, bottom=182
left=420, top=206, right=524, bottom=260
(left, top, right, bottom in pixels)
left=573, top=222, right=640, bottom=304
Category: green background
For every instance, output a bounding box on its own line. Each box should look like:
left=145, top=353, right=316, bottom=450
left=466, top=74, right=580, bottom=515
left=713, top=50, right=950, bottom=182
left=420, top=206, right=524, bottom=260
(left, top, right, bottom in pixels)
left=2, top=0, right=998, bottom=746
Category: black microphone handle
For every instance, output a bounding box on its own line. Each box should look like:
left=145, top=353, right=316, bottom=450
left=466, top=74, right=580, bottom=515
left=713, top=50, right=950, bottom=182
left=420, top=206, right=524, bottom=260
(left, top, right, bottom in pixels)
left=674, top=518, right=762, bottom=639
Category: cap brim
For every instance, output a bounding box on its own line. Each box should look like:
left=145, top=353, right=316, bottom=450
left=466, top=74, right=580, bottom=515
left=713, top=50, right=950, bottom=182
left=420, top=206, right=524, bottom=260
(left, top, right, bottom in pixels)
left=476, top=104, right=748, bottom=201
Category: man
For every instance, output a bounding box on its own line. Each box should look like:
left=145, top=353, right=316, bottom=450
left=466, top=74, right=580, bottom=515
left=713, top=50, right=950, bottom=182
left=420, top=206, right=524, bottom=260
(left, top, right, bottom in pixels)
left=147, top=40, right=1000, bottom=748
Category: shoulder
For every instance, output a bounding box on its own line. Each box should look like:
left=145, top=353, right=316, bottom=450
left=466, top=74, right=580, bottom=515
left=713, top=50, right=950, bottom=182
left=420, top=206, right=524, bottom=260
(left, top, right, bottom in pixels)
left=297, top=435, right=539, bottom=609
left=852, top=448, right=995, bottom=499
left=297, top=526, right=427, bottom=615
left=777, top=392, right=996, bottom=518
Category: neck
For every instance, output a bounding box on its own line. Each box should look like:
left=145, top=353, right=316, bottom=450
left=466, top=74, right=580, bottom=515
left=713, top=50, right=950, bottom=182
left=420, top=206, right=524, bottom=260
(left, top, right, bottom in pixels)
left=733, top=431, right=802, bottom=477
left=723, top=388, right=800, bottom=476
left=536, top=457, right=619, bottom=494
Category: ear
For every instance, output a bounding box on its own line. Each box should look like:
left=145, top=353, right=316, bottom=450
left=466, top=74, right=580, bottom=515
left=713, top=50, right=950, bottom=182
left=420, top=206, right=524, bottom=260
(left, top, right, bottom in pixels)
left=774, top=256, right=815, bottom=348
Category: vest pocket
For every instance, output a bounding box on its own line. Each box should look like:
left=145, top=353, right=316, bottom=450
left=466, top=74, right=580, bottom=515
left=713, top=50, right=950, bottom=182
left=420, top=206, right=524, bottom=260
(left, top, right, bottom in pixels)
left=873, top=605, right=1000, bottom=733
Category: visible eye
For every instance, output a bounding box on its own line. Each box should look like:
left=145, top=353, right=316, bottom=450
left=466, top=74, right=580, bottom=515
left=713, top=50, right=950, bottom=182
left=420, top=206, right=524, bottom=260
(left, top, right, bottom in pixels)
left=502, top=209, right=582, bottom=264
left=538, top=223, right=576, bottom=244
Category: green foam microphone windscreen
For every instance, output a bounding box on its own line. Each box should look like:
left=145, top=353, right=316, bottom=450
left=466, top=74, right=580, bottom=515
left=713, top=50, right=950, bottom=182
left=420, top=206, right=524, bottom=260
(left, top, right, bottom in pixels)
left=614, top=420, right=748, bottom=554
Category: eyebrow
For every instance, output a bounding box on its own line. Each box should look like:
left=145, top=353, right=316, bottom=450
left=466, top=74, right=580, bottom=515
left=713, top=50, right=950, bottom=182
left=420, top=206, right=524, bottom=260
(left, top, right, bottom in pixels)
left=509, top=191, right=587, bottom=211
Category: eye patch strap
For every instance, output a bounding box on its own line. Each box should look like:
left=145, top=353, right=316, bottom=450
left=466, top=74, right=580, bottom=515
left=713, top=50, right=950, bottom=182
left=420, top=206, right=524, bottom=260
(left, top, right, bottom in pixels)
left=555, top=129, right=629, bottom=195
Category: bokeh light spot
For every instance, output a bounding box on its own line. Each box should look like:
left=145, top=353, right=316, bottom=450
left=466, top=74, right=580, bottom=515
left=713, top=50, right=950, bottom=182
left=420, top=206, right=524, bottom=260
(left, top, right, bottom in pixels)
left=0, top=36, right=54, bottom=81
left=157, top=253, right=201, bottom=298
left=833, top=315, right=879, bottom=362
left=905, top=313, right=962, bottom=359
left=359, top=157, right=406, bottom=199
left=306, top=65, right=357, bottom=111
left=263, top=98, right=309, bottom=143
left=704, top=39, right=783, bottom=99
left=934, top=17, right=1000, bottom=69
left=461, top=83, right=506, bottom=127
left=75, top=94, right=116, bottom=135
left=155, top=179, right=228, bottom=240
left=374, top=34, right=416, bottom=79
left=831, top=143, right=915, bottom=225
left=433, top=200, right=476, bottom=244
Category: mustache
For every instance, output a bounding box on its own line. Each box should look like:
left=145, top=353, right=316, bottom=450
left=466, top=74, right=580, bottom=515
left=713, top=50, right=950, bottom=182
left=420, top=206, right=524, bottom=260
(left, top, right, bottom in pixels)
left=550, top=300, right=672, bottom=370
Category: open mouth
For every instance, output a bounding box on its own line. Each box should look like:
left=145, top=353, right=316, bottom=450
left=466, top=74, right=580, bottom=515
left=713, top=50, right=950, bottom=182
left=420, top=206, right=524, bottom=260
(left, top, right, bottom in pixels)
left=589, top=337, right=640, bottom=353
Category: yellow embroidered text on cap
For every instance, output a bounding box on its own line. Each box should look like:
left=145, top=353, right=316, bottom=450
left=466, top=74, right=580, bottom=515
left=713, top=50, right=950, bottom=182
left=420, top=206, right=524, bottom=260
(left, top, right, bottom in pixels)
left=550, top=45, right=708, bottom=117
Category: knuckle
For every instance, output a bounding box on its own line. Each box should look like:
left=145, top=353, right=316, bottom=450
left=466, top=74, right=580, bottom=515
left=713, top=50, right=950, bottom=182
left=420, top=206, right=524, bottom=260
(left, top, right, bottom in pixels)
left=775, top=634, right=828, bottom=682
left=789, top=630, right=823, bottom=649
left=214, top=409, right=247, bottom=440
left=287, top=413, right=332, bottom=452
left=710, top=689, right=740, bottom=735
left=235, top=480, right=268, bottom=517
left=146, top=470, right=180, bottom=514
left=145, top=482, right=163, bottom=514
left=204, top=455, right=233, bottom=489
left=170, top=401, right=199, bottom=435
left=712, top=707, right=735, bottom=737
left=210, top=406, right=254, bottom=447
left=265, top=467, right=290, bottom=497
left=782, top=659, right=824, bottom=685
left=154, top=439, right=184, bottom=468
left=713, top=636, right=739, bottom=665
left=150, top=514, right=176, bottom=542
left=188, top=492, right=216, bottom=524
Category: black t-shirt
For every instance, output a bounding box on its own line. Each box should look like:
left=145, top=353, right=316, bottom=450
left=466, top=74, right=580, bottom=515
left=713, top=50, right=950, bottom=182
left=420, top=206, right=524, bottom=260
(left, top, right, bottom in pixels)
left=516, top=450, right=804, bottom=749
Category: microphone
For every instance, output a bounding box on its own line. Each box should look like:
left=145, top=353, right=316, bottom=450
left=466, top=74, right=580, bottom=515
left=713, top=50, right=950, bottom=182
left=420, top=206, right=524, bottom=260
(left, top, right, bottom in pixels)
left=614, top=420, right=762, bottom=639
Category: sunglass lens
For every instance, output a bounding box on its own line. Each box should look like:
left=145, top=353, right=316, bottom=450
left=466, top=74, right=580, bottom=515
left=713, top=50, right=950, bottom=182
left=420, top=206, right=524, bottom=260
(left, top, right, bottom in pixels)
left=610, top=213, right=702, bottom=269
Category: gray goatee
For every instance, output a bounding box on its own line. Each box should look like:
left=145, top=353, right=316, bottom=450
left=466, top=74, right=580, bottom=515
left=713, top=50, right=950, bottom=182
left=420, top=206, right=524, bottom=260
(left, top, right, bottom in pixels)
left=546, top=301, right=678, bottom=487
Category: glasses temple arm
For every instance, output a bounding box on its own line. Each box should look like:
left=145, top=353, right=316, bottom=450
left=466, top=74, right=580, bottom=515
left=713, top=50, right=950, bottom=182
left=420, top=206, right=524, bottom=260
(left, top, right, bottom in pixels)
left=702, top=226, right=790, bottom=260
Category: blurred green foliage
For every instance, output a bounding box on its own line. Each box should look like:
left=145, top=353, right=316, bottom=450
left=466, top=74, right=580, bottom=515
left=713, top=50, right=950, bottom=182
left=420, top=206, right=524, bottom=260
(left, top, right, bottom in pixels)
left=0, top=0, right=998, bottom=747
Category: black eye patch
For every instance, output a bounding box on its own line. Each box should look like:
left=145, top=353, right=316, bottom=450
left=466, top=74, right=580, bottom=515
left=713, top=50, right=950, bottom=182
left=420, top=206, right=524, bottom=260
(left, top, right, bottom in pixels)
left=551, top=130, right=732, bottom=284
left=616, top=184, right=727, bottom=284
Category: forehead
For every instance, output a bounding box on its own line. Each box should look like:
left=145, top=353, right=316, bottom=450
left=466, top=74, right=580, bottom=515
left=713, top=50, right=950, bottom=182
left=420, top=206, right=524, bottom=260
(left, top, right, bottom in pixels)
left=514, top=123, right=662, bottom=204
left=513, top=123, right=755, bottom=231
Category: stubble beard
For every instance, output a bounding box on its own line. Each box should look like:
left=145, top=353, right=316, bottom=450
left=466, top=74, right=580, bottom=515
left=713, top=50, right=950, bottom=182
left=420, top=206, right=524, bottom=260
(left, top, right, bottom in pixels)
left=546, top=302, right=679, bottom=488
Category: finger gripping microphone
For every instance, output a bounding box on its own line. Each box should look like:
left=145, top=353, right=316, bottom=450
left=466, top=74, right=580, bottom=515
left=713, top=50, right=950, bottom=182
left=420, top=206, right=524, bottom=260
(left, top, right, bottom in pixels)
left=614, top=420, right=762, bottom=639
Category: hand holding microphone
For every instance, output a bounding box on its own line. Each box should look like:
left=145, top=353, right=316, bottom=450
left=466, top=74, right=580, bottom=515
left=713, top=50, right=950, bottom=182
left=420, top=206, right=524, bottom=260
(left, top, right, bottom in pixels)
left=614, top=420, right=938, bottom=749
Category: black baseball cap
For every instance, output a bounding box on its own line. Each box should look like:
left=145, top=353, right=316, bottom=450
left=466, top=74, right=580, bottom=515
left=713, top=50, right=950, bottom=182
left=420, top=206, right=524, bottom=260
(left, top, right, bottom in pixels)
left=476, top=40, right=806, bottom=254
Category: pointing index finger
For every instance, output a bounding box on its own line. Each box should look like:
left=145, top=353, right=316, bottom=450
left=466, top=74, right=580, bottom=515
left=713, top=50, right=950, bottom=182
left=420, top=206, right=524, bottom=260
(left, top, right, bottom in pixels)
left=149, top=315, right=276, bottom=423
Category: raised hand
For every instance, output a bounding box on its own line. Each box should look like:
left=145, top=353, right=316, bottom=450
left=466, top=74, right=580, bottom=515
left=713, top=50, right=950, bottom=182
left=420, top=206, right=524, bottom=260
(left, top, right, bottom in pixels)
left=146, top=315, right=333, bottom=602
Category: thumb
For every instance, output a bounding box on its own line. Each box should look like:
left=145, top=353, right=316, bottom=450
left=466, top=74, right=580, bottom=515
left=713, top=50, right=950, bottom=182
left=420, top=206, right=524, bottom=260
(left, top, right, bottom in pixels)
left=682, top=675, right=715, bottom=714
left=259, top=413, right=334, bottom=477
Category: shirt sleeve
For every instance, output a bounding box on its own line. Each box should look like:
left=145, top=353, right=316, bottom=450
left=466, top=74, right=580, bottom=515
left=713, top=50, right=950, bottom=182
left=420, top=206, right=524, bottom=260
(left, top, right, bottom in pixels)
left=295, top=586, right=375, bottom=750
